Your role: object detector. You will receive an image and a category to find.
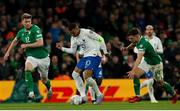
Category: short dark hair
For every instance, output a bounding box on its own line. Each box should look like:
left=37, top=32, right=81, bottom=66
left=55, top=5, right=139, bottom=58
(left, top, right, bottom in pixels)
left=21, top=13, right=32, bottom=20
left=128, top=28, right=141, bottom=36
left=68, top=23, right=78, bottom=31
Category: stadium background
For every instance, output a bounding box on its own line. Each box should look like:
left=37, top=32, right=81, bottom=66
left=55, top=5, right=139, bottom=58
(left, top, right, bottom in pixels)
left=0, top=0, right=179, bottom=108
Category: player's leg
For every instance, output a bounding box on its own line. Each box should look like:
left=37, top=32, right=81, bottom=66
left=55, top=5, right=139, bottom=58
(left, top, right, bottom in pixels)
left=25, top=57, right=38, bottom=99
left=73, top=58, right=86, bottom=100
left=89, top=66, right=103, bottom=104
left=141, top=71, right=158, bottom=103
left=84, top=70, right=102, bottom=97
left=141, top=71, right=154, bottom=88
left=129, top=67, right=144, bottom=103
left=86, top=77, right=103, bottom=104
left=153, top=63, right=178, bottom=104
left=147, top=78, right=158, bottom=103
left=83, top=56, right=103, bottom=104
left=37, top=57, right=52, bottom=100
left=133, top=78, right=140, bottom=96
left=129, top=61, right=147, bottom=103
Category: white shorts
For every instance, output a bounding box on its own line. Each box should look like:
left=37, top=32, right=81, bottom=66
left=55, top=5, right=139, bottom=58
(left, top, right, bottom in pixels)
left=26, top=56, right=50, bottom=78
left=138, top=59, right=164, bottom=81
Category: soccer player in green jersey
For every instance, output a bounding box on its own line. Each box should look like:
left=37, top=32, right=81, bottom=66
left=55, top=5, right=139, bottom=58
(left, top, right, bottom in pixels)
left=126, top=28, right=178, bottom=104
left=4, top=13, right=52, bottom=100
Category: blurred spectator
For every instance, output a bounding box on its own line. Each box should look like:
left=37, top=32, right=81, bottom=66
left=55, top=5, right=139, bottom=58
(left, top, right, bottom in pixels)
left=0, top=52, right=11, bottom=80
left=48, top=55, right=60, bottom=79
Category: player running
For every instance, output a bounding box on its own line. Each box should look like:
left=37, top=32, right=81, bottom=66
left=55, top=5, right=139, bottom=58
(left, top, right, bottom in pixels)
left=4, top=13, right=52, bottom=100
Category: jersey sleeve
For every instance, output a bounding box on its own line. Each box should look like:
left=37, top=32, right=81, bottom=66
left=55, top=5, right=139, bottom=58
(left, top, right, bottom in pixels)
left=99, top=36, right=108, bottom=55
left=16, top=30, right=21, bottom=41
left=62, top=37, right=78, bottom=54
left=34, top=28, right=43, bottom=40
left=137, top=42, right=147, bottom=53
left=156, top=38, right=163, bottom=54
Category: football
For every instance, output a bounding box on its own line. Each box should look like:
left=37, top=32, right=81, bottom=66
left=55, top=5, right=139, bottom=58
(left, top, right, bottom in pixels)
left=70, top=95, right=83, bottom=105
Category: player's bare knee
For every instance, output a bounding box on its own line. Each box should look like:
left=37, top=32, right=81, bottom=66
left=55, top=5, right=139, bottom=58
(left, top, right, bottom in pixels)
left=156, top=80, right=164, bottom=86
left=25, top=62, right=33, bottom=71
left=74, top=67, right=82, bottom=74
left=83, top=70, right=92, bottom=80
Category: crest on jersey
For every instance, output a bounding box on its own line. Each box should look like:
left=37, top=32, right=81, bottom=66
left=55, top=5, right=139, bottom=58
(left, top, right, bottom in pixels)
left=140, top=44, right=143, bottom=48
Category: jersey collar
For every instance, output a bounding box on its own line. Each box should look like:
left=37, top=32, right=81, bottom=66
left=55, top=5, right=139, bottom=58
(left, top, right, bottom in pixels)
left=23, top=24, right=33, bottom=32
left=137, top=36, right=143, bottom=44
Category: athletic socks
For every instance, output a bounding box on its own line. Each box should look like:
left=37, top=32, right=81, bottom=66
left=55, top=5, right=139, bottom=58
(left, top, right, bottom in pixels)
left=72, top=71, right=86, bottom=97
left=44, top=79, right=51, bottom=91
left=86, top=77, right=102, bottom=96
left=25, top=71, right=34, bottom=93
left=163, top=81, right=175, bottom=96
left=133, top=78, right=140, bottom=96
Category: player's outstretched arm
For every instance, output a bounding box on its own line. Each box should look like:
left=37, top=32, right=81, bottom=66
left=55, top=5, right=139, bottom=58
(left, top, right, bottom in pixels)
left=156, top=38, right=163, bottom=54
left=121, top=43, right=136, bottom=51
left=4, top=37, right=18, bottom=61
left=56, top=40, right=77, bottom=54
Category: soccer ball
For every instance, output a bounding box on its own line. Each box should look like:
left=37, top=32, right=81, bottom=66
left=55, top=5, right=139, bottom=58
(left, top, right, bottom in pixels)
left=70, top=95, right=82, bottom=105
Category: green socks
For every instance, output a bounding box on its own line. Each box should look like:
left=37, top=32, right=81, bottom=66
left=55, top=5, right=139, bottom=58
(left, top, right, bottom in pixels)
left=85, top=83, right=90, bottom=95
left=133, top=78, right=140, bottom=96
left=163, top=81, right=175, bottom=96
left=25, top=71, right=34, bottom=92
left=44, top=79, right=51, bottom=91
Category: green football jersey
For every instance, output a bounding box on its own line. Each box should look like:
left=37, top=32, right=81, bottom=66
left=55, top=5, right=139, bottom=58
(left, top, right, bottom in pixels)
left=136, top=36, right=161, bottom=65
left=16, top=24, right=48, bottom=58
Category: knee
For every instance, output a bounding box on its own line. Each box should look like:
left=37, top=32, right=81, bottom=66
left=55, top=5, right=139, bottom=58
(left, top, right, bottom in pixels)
left=134, top=74, right=141, bottom=78
left=83, top=70, right=92, bottom=80
left=156, top=80, right=164, bottom=86
left=25, top=62, right=33, bottom=71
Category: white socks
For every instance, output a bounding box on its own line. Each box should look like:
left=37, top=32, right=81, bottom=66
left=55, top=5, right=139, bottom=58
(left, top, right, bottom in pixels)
left=89, top=86, right=96, bottom=101
left=86, top=77, right=102, bottom=96
left=72, top=71, right=86, bottom=97
left=140, top=78, right=157, bottom=102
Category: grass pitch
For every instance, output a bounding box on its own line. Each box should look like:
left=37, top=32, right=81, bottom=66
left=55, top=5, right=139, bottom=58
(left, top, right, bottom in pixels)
left=0, top=101, right=179, bottom=110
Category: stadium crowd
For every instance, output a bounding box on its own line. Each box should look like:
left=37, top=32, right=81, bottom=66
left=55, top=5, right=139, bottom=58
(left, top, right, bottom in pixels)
left=0, top=0, right=179, bottom=91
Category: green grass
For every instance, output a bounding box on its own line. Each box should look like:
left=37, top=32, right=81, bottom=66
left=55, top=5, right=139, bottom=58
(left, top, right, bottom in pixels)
left=0, top=101, right=179, bottom=110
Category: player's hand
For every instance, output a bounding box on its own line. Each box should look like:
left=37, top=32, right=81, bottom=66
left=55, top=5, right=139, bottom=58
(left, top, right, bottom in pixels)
left=56, top=42, right=63, bottom=50
left=21, top=44, right=27, bottom=49
left=4, top=53, right=9, bottom=61
left=101, top=55, right=108, bottom=64
left=127, top=70, right=135, bottom=78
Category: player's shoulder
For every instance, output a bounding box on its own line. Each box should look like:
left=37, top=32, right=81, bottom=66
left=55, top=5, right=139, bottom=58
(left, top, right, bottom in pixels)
left=17, top=27, right=25, bottom=34
left=140, top=36, right=148, bottom=43
left=153, top=36, right=161, bottom=41
left=32, top=24, right=40, bottom=30
left=137, top=36, right=148, bottom=48
left=70, top=36, right=76, bottom=41
left=80, top=28, right=91, bottom=34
